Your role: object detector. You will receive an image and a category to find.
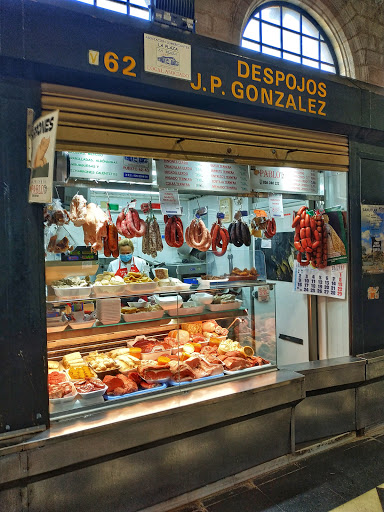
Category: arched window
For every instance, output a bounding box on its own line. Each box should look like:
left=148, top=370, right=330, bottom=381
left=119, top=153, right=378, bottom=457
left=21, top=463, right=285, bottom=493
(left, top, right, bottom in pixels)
left=75, top=0, right=149, bottom=20
left=242, top=2, right=338, bottom=74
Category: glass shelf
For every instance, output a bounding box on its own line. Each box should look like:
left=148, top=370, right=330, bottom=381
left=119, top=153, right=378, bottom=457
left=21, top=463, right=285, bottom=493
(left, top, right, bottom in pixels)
left=46, top=281, right=272, bottom=304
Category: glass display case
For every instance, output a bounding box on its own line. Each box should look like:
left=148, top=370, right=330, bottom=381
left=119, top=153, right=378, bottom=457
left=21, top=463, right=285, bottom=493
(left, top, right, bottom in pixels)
left=46, top=281, right=277, bottom=417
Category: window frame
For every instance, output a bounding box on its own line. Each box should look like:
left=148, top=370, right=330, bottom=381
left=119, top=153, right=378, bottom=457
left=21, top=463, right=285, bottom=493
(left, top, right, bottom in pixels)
left=242, top=1, right=339, bottom=74
left=74, top=0, right=150, bottom=18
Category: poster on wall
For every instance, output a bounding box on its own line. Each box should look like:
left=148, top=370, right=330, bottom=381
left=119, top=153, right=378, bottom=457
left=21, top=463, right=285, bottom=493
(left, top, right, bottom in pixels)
left=144, top=34, right=191, bottom=81
left=324, top=208, right=348, bottom=265
left=28, top=110, right=59, bottom=203
left=361, top=204, right=384, bottom=274
left=293, top=262, right=347, bottom=299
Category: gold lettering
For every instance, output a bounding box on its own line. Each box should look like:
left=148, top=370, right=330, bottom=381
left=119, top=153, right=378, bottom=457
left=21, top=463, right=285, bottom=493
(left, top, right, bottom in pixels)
left=238, top=60, right=249, bottom=78
left=297, top=77, right=305, bottom=92
left=308, top=98, right=316, bottom=114
left=306, top=79, right=317, bottom=95
left=318, top=101, right=326, bottom=116
left=275, top=70, right=285, bottom=86
left=246, top=84, right=258, bottom=102
left=232, top=81, right=244, bottom=99
left=318, top=82, right=327, bottom=98
left=286, top=73, right=297, bottom=90
left=190, top=73, right=202, bottom=90
left=275, top=91, right=285, bottom=108
left=263, top=68, right=274, bottom=85
left=285, top=94, right=297, bottom=110
left=261, top=88, right=273, bottom=105
left=210, top=75, right=222, bottom=93
left=251, top=64, right=261, bottom=81
left=298, top=96, right=307, bottom=112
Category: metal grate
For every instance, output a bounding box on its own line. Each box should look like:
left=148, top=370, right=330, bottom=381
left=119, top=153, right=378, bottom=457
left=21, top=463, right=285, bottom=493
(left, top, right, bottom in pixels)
left=152, top=0, right=194, bottom=19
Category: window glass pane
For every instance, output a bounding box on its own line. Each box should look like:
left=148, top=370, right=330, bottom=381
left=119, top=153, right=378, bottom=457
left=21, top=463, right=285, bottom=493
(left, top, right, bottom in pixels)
left=321, top=63, right=336, bottom=73
left=283, top=52, right=301, bottom=63
left=262, top=46, right=281, bottom=58
left=261, top=7, right=281, bottom=26
left=254, top=12, right=260, bottom=18
left=261, top=23, right=281, bottom=48
left=302, top=16, right=318, bottom=37
left=97, top=0, right=127, bottom=13
left=282, top=29, right=300, bottom=54
left=242, top=40, right=261, bottom=52
left=302, top=35, right=319, bottom=59
left=243, top=19, right=260, bottom=41
left=302, top=58, right=319, bottom=69
left=321, top=42, right=333, bottom=64
left=282, top=7, right=300, bottom=32
left=131, top=0, right=148, bottom=7
left=76, top=0, right=94, bottom=4
left=130, top=5, right=149, bottom=19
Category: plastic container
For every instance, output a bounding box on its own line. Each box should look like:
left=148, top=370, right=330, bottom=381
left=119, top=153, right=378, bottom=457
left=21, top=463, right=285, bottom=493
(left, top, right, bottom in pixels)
left=49, top=382, right=77, bottom=404
left=76, top=384, right=108, bottom=399
left=191, top=292, right=214, bottom=305
left=121, top=309, right=164, bottom=322
left=52, top=286, right=93, bottom=300
left=68, top=320, right=95, bottom=330
left=177, top=305, right=205, bottom=316
left=206, top=300, right=242, bottom=312
left=127, top=301, right=147, bottom=308
left=154, top=294, right=183, bottom=309
left=104, top=382, right=167, bottom=401
left=125, top=282, right=158, bottom=293
left=93, top=284, right=127, bottom=297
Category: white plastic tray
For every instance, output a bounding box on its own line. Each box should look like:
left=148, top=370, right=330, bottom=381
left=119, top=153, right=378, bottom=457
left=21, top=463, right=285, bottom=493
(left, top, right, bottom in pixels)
left=177, top=305, right=205, bottom=316
left=52, top=286, right=93, bottom=300
left=93, top=284, right=127, bottom=296
left=76, top=384, right=108, bottom=399
left=206, top=300, right=242, bottom=312
left=223, top=363, right=272, bottom=375
left=49, top=382, right=77, bottom=403
left=121, top=309, right=164, bottom=322
left=68, top=320, right=95, bottom=330
left=125, top=282, right=158, bottom=293
left=47, top=323, right=68, bottom=333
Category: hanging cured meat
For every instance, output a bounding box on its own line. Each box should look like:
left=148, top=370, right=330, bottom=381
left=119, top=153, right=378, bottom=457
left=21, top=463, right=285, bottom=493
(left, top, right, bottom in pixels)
left=142, top=215, right=163, bottom=258
left=228, top=219, right=251, bottom=247
left=293, top=206, right=328, bottom=268
left=164, top=215, right=184, bottom=248
left=185, top=218, right=211, bottom=252
left=210, top=220, right=230, bottom=257
left=116, top=207, right=147, bottom=239
left=69, top=194, right=108, bottom=253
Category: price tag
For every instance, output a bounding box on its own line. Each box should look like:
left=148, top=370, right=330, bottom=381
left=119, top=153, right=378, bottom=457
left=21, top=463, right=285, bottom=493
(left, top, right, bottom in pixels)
left=159, top=189, right=182, bottom=215
left=240, top=210, right=248, bottom=217
left=217, top=212, right=225, bottom=219
left=261, top=238, right=272, bottom=249
left=268, top=194, right=284, bottom=217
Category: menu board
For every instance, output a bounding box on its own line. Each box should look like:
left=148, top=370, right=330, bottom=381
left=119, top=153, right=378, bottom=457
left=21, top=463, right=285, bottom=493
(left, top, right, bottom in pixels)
left=293, top=261, right=346, bottom=299
left=251, top=166, right=320, bottom=195
left=156, top=160, right=249, bottom=193
left=68, top=153, right=151, bottom=182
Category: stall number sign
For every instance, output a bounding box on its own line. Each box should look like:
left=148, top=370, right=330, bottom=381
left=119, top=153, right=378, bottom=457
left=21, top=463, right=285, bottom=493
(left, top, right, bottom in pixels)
left=293, top=262, right=346, bottom=299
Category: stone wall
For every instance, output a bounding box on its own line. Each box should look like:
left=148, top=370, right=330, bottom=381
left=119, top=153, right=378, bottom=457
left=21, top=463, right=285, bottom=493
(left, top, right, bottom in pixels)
left=194, top=0, right=384, bottom=87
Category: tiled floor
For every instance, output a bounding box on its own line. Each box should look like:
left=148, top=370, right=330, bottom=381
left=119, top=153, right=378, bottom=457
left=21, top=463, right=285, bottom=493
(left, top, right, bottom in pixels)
left=169, top=431, right=384, bottom=512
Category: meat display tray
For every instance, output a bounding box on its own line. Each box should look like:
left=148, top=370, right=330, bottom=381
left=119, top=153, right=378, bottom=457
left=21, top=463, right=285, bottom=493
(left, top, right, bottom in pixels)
left=223, top=363, right=272, bottom=375
left=103, top=382, right=167, bottom=400
left=168, top=373, right=225, bottom=386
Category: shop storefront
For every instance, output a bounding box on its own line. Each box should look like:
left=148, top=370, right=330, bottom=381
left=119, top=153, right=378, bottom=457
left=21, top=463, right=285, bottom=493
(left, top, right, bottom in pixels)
left=1, top=1, right=384, bottom=510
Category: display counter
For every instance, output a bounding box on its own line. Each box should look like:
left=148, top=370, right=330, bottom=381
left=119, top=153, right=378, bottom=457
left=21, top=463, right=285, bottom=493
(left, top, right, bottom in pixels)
left=0, top=369, right=304, bottom=512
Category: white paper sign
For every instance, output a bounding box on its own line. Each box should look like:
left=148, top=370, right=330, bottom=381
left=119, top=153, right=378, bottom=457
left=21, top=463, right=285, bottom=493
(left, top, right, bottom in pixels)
left=28, top=110, right=59, bottom=203
left=156, top=160, right=249, bottom=193
left=144, top=34, right=191, bottom=81
left=251, top=166, right=320, bottom=195
left=68, top=153, right=151, bottom=182
left=293, top=261, right=346, bottom=299
left=261, top=238, right=272, bottom=249
left=268, top=193, right=284, bottom=217
left=159, top=189, right=182, bottom=215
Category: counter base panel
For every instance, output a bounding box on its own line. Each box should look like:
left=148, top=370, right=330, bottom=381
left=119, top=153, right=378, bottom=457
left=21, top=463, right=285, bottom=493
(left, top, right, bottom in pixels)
left=26, top=408, right=292, bottom=512
left=295, top=388, right=356, bottom=444
left=357, top=379, right=384, bottom=430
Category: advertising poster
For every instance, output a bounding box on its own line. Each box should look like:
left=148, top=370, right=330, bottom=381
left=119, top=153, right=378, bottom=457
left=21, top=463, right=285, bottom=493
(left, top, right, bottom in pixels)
left=324, top=208, right=348, bottom=265
left=361, top=204, right=384, bottom=274
left=28, top=110, right=59, bottom=203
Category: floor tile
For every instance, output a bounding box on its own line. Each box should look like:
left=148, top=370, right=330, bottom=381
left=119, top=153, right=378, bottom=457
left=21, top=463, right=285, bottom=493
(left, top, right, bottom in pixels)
left=202, top=485, right=251, bottom=508
left=204, top=487, right=283, bottom=512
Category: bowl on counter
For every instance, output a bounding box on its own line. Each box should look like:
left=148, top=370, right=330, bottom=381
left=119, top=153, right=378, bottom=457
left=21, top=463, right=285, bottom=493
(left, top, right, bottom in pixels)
left=190, top=292, right=214, bottom=305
